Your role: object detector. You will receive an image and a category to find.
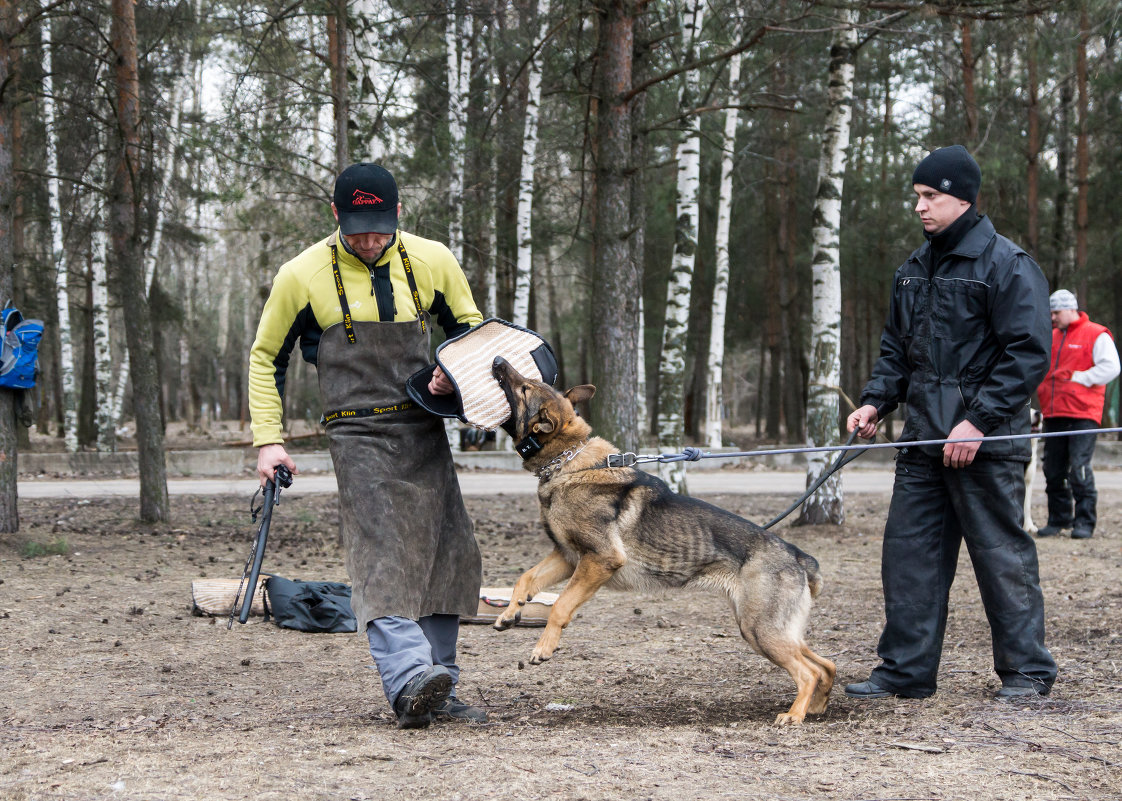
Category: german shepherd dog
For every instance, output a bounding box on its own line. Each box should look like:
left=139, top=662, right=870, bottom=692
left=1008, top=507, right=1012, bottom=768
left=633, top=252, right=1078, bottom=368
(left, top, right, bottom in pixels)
left=491, top=357, right=835, bottom=724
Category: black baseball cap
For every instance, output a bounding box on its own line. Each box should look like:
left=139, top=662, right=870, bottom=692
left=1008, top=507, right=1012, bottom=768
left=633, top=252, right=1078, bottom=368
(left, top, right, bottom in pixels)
left=333, top=163, right=399, bottom=235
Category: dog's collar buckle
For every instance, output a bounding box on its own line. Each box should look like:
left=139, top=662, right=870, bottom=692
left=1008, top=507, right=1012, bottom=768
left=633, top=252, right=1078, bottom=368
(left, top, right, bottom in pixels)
left=605, top=452, right=637, bottom=468
left=516, top=435, right=543, bottom=460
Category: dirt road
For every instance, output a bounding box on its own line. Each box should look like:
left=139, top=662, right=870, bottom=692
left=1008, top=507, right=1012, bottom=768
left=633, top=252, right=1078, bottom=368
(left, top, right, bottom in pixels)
left=2, top=487, right=1120, bottom=800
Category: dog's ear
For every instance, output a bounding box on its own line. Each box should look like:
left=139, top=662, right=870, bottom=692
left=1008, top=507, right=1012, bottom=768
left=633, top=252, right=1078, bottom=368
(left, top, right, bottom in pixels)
left=532, top=416, right=556, bottom=435
left=565, top=385, right=596, bottom=405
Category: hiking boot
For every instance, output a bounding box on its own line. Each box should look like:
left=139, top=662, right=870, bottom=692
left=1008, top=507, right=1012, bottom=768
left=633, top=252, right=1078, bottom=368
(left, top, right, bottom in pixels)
left=1071, top=526, right=1093, bottom=539
left=1036, top=524, right=1068, bottom=538
left=393, top=665, right=453, bottom=729
left=433, top=696, right=489, bottom=723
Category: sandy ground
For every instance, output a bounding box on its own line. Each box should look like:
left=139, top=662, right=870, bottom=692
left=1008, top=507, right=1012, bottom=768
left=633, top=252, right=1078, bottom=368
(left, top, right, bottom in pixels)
left=1, top=486, right=1120, bottom=801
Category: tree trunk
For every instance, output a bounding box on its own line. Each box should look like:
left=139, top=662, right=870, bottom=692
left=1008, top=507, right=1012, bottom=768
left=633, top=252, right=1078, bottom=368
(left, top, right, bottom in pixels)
left=630, top=8, right=649, bottom=441
left=1074, top=7, right=1089, bottom=285
left=1051, top=77, right=1072, bottom=285
left=91, top=207, right=114, bottom=452
left=705, top=48, right=740, bottom=449
left=656, top=0, right=704, bottom=493
left=0, top=0, right=22, bottom=530
left=798, top=8, right=858, bottom=526
left=589, top=0, right=638, bottom=452
left=327, top=0, right=348, bottom=173
left=110, top=0, right=168, bottom=522
left=40, top=9, right=78, bottom=452
left=512, top=0, right=550, bottom=327
left=445, top=4, right=471, bottom=265
left=1025, top=17, right=1039, bottom=258
left=961, top=20, right=978, bottom=143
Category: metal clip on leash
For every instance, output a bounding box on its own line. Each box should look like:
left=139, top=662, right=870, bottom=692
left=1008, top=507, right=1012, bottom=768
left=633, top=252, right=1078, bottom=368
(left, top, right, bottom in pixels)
left=228, top=465, right=294, bottom=629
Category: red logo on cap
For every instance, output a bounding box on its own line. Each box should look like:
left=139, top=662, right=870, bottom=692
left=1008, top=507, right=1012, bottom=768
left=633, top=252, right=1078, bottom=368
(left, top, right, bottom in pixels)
left=352, top=189, right=383, bottom=206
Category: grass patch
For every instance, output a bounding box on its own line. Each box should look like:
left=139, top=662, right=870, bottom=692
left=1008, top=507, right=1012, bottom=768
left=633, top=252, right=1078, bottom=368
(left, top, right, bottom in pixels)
left=20, top=537, right=70, bottom=558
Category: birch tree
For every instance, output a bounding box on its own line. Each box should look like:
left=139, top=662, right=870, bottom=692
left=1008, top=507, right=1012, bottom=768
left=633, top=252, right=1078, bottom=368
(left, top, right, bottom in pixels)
left=446, top=3, right=471, bottom=265
left=656, top=0, right=705, bottom=493
left=705, top=48, right=741, bottom=450
left=91, top=201, right=114, bottom=452
left=511, top=0, right=551, bottom=328
left=799, top=8, right=858, bottom=526
left=40, top=6, right=78, bottom=452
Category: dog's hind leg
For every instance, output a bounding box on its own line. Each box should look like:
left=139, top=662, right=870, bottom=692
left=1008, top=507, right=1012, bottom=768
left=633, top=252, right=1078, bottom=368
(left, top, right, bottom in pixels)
left=731, top=582, right=829, bottom=725
left=530, top=552, right=623, bottom=665
left=494, top=548, right=574, bottom=631
left=801, top=645, right=836, bottom=715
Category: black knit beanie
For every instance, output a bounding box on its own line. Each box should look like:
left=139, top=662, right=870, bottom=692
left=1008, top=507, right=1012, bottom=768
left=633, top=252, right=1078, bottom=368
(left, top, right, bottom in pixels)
left=911, top=145, right=981, bottom=203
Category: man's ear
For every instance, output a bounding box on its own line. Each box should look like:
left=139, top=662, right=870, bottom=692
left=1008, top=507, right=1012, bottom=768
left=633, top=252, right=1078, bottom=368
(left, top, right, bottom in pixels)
left=565, top=385, right=596, bottom=405
left=331, top=202, right=339, bottom=223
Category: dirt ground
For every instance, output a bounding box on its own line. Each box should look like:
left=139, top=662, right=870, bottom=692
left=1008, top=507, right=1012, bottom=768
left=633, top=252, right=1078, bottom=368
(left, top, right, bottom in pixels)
left=1, top=483, right=1120, bottom=801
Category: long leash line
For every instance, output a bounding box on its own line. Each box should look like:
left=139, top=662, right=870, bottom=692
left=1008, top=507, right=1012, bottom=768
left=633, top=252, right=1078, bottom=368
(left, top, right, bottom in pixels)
left=607, top=426, right=1122, bottom=468
left=607, top=425, right=1122, bottom=530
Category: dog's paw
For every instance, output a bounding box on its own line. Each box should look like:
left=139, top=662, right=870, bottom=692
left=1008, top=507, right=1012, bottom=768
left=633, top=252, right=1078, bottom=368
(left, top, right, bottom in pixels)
left=774, top=712, right=805, bottom=726
left=493, top=611, right=521, bottom=631
left=529, top=648, right=554, bottom=665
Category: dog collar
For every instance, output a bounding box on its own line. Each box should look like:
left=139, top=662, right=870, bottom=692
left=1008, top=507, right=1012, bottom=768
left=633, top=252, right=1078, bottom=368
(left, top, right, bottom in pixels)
left=516, top=435, right=543, bottom=460
left=535, top=442, right=589, bottom=482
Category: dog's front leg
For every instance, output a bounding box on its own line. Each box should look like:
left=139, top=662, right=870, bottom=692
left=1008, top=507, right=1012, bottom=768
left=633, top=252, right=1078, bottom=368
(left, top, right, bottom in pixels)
left=494, top=549, right=574, bottom=631
left=531, top=552, right=623, bottom=665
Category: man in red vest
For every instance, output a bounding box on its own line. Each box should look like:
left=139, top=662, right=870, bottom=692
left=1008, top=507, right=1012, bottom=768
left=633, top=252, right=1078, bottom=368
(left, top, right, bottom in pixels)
left=1036, top=289, right=1120, bottom=539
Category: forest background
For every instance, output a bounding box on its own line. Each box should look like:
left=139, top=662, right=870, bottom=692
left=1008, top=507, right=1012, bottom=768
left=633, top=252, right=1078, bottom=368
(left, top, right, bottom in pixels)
left=0, top=0, right=1119, bottom=528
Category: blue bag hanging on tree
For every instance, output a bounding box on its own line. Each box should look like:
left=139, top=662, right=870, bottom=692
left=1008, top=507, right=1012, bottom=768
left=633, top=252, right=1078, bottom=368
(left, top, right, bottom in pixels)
left=0, top=303, right=44, bottom=389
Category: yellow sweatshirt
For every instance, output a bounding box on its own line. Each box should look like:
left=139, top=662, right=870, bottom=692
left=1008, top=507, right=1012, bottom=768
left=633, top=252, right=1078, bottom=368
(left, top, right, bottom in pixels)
left=249, top=228, right=483, bottom=446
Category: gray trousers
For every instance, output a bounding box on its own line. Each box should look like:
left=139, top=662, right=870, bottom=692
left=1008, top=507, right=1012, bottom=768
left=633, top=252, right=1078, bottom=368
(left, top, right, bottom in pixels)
left=366, top=614, right=461, bottom=708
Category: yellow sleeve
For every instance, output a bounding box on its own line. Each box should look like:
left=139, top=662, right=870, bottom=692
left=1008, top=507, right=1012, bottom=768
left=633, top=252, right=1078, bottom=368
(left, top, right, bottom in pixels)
left=248, top=265, right=309, bottom=447
left=421, top=236, right=483, bottom=333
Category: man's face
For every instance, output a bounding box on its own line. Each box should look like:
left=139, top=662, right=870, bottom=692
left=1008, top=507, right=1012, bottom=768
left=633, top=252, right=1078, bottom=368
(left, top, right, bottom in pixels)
left=913, top=184, right=971, bottom=235
left=1051, top=308, right=1080, bottom=330
left=331, top=202, right=398, bottom=262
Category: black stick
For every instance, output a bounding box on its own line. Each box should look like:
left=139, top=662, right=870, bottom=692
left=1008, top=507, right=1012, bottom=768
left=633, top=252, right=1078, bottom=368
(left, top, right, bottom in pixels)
left=229, top=465, right=293, bottom=627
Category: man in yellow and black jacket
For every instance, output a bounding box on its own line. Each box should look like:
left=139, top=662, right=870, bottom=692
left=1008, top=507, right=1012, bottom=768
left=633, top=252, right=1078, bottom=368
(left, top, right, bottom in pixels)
left=249, top=163, right=486, bottom=729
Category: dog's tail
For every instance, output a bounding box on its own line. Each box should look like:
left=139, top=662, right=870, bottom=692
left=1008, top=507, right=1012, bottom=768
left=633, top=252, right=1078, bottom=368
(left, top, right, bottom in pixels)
left=795, top=551, right=823, bottom=599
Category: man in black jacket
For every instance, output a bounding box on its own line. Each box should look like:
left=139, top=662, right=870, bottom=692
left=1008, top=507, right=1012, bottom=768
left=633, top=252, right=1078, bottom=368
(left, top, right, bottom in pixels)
left=844, top=145, right=1057, bottom=701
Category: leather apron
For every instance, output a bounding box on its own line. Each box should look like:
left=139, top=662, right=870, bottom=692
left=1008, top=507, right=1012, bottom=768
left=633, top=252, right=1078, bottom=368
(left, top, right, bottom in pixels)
left=316, top=314, right=481, bottom=630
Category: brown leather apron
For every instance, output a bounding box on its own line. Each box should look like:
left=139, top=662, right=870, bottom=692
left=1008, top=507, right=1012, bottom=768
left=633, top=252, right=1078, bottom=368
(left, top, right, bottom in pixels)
left=316, top=314, right=481, bottom=629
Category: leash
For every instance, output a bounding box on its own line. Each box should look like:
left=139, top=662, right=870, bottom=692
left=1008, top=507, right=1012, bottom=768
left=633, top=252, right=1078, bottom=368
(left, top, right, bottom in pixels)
left=605, top=426, right=1122, bottom=468
left=604, top=425, right=1122, bottom=530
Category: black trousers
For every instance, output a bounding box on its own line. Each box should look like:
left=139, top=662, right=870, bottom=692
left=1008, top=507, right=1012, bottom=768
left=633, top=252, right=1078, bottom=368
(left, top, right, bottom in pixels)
left=1042, top=417, right=1099, bottom=532
left=869, top=453, right=1057, bottom=697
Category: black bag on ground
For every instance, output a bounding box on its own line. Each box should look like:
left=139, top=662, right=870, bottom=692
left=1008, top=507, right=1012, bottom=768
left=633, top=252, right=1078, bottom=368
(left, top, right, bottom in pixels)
left=264, top=575, right=357, bottom=633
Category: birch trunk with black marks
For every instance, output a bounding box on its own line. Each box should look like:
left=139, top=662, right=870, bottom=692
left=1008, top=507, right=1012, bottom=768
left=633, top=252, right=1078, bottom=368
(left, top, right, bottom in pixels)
left=40, top=7, right=78, bottom=452
left=799, top=9, right=857, bottom=526
left=445, top=5, right=471, bottom=265
left=511, top=0, right=550, bottom=328
left=657, top=0, right=704, bottom=493
left=91, top=201, right=114, bottom=452
left=705, top=48, right=740, bottom=449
